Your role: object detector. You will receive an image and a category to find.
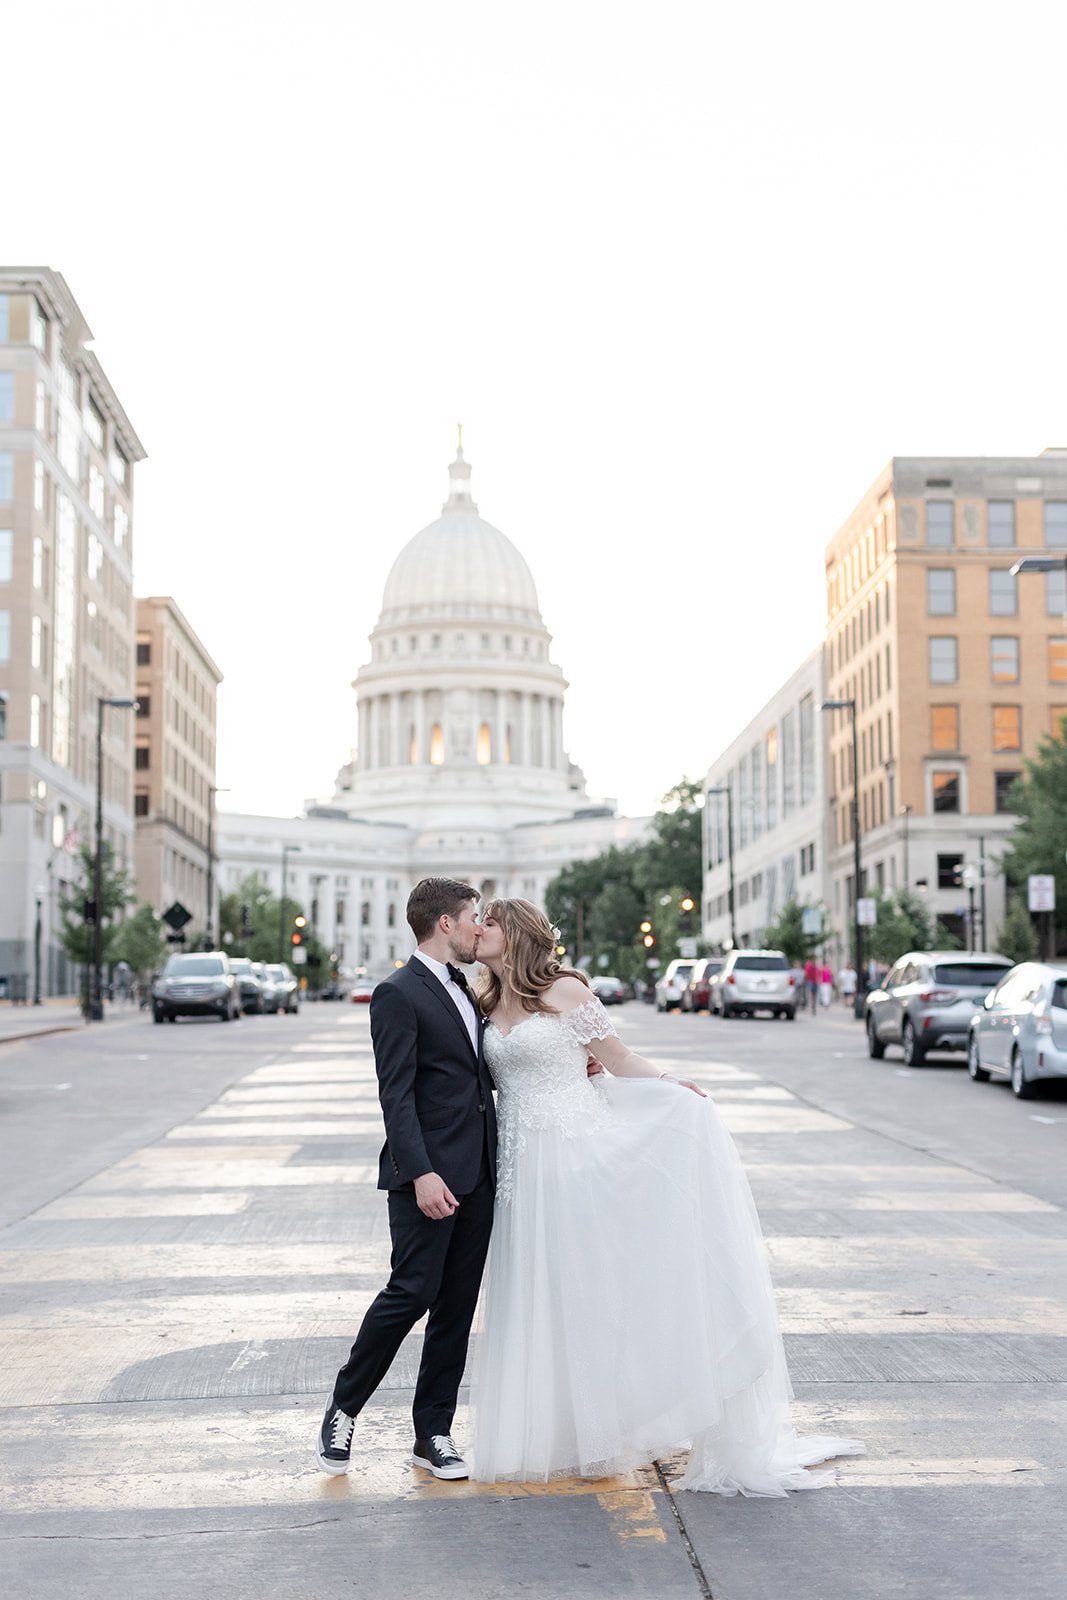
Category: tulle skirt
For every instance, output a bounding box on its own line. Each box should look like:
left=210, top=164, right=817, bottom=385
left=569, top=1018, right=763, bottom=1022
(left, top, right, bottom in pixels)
left=469, top=1076, right=863, bottom=1494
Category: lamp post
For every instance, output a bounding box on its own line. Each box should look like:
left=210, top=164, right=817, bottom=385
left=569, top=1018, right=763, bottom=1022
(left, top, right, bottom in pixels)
left=822, top=698, right=863, bottom=1013
left=93, top=696, right=138, bottom=1022
left=33, top=887, right=44, bottom=1005
left=706, top=785, right=737, bottom=948
left=205, top=785, right=230, bottom=949
left=962, top=864, right=979, bottom=952
left=279, top=843, right=302, bottom=962
left=901, top=803, right=912, bottom=888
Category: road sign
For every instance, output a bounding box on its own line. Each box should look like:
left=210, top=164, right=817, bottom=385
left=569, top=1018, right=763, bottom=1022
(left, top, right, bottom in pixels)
left=162, top=901, right=192, bottom=932
left=857, top=897, right=877, bottom=927
left=678, top=937, right=698, bottom=958
left=646, top=957, right=661, bottom=969
left=292, top=946, right=308, bottom=965
left=801, top=906, right=822, bottom=935
left=1028, top=875, right=1056, bottom=913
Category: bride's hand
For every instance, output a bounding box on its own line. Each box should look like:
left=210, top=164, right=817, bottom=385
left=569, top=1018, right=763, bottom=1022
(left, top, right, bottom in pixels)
left=660, top=1073, right=707, bottom=1098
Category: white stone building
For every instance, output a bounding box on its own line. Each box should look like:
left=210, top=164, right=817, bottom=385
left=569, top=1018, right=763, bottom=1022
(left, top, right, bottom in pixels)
left=217, top=446, right=649, bottom=975
left=702, top=649, right=832, bottom=950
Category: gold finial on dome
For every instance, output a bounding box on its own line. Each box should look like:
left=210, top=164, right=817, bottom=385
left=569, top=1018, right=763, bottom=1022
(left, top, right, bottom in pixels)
left=444, top=427, right=477, bottom=513
left=457, top=421, right=463, bottom=453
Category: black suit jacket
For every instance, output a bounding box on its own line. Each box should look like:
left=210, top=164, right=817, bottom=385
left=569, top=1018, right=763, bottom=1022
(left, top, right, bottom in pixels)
left=371, top=956, right=497, bottom=1195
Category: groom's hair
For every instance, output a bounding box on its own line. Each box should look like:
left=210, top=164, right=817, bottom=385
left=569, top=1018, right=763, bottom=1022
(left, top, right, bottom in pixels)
left=407, top=877, right=479, bottom=941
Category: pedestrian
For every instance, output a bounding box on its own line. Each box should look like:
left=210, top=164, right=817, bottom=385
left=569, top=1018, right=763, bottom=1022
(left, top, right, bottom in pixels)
left=804, top=957, right=819, bottom=1013
left=838, top=963, right=857, bottom=1006
left=819, top=963, right=833, bottom=1007
left=790, top=965, right=807, bottom=1009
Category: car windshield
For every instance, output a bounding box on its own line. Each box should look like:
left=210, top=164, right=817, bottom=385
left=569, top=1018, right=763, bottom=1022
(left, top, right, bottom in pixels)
left=267, top=966, right=286, bottom=979
left=934, top=962, right=1011, bottom=988
left=164, top=956, right=224, bottom=977
left=734, top=956, right=789, bottom=972
left=1053, top=980, right=1067, bottom=1011
left=230, top=959, right=253, bottom=974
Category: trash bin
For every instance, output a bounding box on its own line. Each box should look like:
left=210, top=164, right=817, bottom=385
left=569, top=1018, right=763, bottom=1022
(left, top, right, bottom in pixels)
left=0, top=975, right=8, bottom=1000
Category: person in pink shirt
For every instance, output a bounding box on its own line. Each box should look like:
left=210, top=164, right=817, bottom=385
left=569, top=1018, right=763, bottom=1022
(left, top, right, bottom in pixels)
left=819, top=964, right=833, bottom=1007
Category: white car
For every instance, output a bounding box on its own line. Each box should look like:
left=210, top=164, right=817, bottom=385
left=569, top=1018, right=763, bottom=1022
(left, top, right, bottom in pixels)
left=654, top=960, right=697, bottom=1012
left=712, top=949, right=796, bottom=1019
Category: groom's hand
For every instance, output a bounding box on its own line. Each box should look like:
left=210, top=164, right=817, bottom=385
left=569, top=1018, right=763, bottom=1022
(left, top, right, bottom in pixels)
left=415, top=1172, right=459, bottom=1220
left=586, top=1053, right=604, bottom=1077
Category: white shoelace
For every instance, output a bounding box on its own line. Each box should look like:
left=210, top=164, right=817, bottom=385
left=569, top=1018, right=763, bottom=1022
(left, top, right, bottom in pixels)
left=432, top=1434, right=461, bottom=1458
left=330, top=1410, right=355, bottom=1449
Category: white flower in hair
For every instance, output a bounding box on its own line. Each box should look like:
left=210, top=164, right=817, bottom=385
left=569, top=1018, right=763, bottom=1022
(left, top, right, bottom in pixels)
left=550, top=924, right=562, bottom=942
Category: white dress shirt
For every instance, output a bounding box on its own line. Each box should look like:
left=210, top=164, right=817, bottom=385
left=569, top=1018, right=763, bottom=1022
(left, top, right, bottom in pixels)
left=413, top=950, right=480, bottom=1053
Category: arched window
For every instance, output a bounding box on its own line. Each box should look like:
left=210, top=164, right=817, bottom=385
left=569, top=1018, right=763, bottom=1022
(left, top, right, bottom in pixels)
left=387, top=903, right=396, bottom=927
left=430, top=723, right=444, bottom=765
left=476, top=722, right=492, bottom=764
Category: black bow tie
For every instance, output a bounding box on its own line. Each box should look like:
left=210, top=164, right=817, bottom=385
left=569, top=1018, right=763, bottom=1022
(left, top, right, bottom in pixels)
left=447, top=963, right=472, bottom=995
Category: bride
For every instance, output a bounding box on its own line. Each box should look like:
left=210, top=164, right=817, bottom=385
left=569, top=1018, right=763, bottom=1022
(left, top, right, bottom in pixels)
left=469, top=897, right=863, bottom=1495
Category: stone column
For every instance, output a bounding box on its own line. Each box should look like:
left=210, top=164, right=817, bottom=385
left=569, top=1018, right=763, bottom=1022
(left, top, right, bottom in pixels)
left=390, top=694, right=402, bottom=769
left=496, top=690, right=507, bottom=764
left=521, top=694, right=533, bottom=765
left=414, top=691, right=426, bottom=764
left=541, top=696, right=552, bottom=770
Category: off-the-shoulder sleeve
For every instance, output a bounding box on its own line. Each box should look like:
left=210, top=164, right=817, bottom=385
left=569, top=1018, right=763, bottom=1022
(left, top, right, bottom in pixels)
left=559, top=995, right=619, bottom=1047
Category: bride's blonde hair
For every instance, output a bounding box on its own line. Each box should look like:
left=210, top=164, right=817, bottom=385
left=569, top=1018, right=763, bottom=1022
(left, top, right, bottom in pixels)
left=476, top=898, right=589, bottom=1017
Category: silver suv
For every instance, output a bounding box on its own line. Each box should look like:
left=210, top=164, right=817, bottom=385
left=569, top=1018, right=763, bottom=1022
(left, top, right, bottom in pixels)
left=713, top=949, right=796, bottom=1020
left=152, top=952, right=239, bottom=1024
left=865, top=951, right=1012, bottom=1065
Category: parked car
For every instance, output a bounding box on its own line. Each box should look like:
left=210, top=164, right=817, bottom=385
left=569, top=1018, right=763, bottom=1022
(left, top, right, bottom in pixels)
left=592, top=975, right=627, bottom=1006
left=967, top=962, right=1067, bottom=1098
left=254, top=962, right=279, bottom=1012
left=712, top=949, right=796, bottom=1019
left=228, top=956, right=263, bottom=1015
left=654, top=959, right=697, bottom=1012
left=266, top=962, right=300, bottom=1014
left=350, top=979, right=374, bottom=1003
left=865, top=951, right=1013, bottom=1065
left=152, top=952, right=238, bottom=1023
left=681, top=957, right=724, bottom=1013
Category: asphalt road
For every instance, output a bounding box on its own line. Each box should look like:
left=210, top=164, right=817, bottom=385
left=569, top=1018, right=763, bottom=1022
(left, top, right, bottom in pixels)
left=0, top=999, right=1064, bottom=1600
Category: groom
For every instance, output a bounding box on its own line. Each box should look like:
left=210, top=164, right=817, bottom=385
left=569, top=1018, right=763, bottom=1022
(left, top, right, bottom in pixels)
left=316, top=877, right=497, bottom=1480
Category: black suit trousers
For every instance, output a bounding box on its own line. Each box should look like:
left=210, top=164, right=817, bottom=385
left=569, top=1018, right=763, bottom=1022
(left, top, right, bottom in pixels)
left=331, top=1155, right=494, bottom=1436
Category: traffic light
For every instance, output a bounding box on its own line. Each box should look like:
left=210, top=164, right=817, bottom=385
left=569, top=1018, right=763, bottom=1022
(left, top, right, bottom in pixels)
left=239, top=903, right=253, bottom=938
left=679, top=896, right=696, bottom=914
left=639, top=919, right=655, bottom=950
left=292, top=914, right=307, bottom=949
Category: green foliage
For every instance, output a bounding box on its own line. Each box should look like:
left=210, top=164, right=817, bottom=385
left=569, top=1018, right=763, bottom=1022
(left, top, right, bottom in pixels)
left=219, top=875, right=332, bottom=976
left=997, top=896, right=1040, bottom=965
left=57, top=845, right=134, bottom=968
left=865, top=888, right=936, bottom=967
left=632, top=777, right=704, bottom=909
left=762, top=898, right=831, bottom=965
left=112, top=904, right=168, bottom=978
left=1000, top=732, right=1067, bottom=948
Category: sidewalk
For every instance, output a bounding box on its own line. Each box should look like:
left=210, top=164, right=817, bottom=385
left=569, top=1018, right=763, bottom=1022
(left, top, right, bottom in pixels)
left=0, top=998, right=144, bottom=1045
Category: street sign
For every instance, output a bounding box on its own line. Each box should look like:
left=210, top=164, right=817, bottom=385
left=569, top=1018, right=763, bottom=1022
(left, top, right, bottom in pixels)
left=857, top=897, right=877, bottom=927
left=1028, top=875, right=1056, bottom=913
left=646, top=957, right=660, bottom=969
left=162, top=901, right=192, bottom=932
left=801, top=906, right=822, bottom=935
left=292, top=945, right=308, bottom=965
left=678, top=937, right=698, bottom=959
left=598, top=953, right=611, bottom=968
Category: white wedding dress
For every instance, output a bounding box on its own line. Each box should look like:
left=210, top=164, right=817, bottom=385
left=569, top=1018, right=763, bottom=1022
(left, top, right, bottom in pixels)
left=469, top=996, right=863, bottom=1494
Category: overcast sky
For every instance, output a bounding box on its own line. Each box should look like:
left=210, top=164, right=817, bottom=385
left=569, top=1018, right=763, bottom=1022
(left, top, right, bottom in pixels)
left=7, top=1, right=1066, bottom=819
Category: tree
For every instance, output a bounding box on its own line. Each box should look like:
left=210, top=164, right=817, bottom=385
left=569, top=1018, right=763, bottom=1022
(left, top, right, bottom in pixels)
left=865, top=888, right=936, bottom=967
left=997, top=896, right=1039, bottom=965
left=112, top=904, right=169, bottom=982
left=763, top=898, right=830, bottom=966
left=57, top=844, right=134, bottom=969
left=1000, top=733, right=1067, bottom=950
left=633, top=777, right=704, bottom=910
left=219, top=875, right=332, bottom=980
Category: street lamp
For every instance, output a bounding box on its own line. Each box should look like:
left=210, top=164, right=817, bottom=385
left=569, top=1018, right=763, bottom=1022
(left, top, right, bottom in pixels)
left=279, top=843, right=302, bottom=962
left=822, top=697, right=863, bottom=1014
left=962, top=864, right=980, bottom=952
left=92, top=696, right=138, bottom=1022
left=706, top=786, right=738, bottom=948
left=205, top=785, right=230, bottom=949
left=33, top=884, right=45, bottom=1006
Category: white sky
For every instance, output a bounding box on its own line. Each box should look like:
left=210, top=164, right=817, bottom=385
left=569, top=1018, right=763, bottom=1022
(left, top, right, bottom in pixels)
left=7, top=1, right=1067, bottom=819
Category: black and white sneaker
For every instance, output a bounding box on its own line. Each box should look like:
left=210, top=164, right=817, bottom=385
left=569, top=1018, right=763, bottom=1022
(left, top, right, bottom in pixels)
left=412, top=1434, right=469, bottom=1480
left=316, top=1403, right=355, bottom=1475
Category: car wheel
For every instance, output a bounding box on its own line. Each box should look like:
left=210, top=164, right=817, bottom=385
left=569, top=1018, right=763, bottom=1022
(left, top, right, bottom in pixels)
left=901, top=1019, right=924, bottom=1066
left=867, top=1016, right=886, bottom=1059
left=167, top=1013, right=177, bottom=1024
left=783, top=1007, right=796, bottom=1021
left=153, top=1007, right=164, bottom=1024
left=967, top=1036, right=990, bottom=1082
left=1011, top=1048, right=1035, bottom=1099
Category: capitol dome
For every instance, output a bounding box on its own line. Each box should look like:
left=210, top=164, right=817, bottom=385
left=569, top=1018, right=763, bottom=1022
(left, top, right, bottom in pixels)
left=378, top=445, right=542, bottom=623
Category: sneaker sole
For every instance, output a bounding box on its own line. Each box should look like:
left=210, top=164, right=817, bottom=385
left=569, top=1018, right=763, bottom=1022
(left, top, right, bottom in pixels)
left=411, top=1453, right=468, bottom=1480
left=315, top=1446, right=351, bottom=1476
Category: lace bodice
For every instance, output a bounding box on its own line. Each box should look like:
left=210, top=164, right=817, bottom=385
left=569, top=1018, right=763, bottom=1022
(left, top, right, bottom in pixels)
left=484, top=996, right=619, bottom=1204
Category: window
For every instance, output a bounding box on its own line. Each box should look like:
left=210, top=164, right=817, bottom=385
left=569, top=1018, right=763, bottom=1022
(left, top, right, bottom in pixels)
left=991, top=636, right=1019, bottom=683
left=987, top=501, right=1015, bottom=547
left=0, top=609, right=9, bottom=663
left=926, top=502, right=954, bottom=546
left=928, top=636, right=958, bottom=683
left=1050, top=639, right=1067, bottom=685
left=993, top=706, right=1021, bottom=752
left=932, top=771, right=960, bottom=813
left=87, top=534, right=103, bottom=581
left=134, top=792, right=149, bottom=817
left=31, top=301, right=47, bottom=353
left=114, top=503, right=128, bottom=550
left=83, top=398, right=105, bottom=450
left=995, top=771, right=1020, bottom=812
left=31, top=614, right=41, bottom=669
left=136, top=695, right=150, bottom=718
left=989, top=570, right=1017, bottom=616
left=29, top=693, right=40, bottom=747
left=931, top=705, right=959, bottom=751
left=32, top=537, right=43, bottom=590
left=35, top=380, right=45, bottom=432
left=476, top=722, right=491, bottom=764
left=800, top=842, right=816, bottom=875
left=89, top=464, right=104, bottom=518
left=429, top=722, right=444, bottom=764
left=109, top=444, right=127, bottom=486
left=1045, top=502, right=1067, bottom=547
left=0, top=372, right=13, bottom=423
left=0, top=529, right=11, bottom=583
left=0, top=452, right=12, bottom=501
left=926, top=568, right=956, bottom=615
left=135, top=745, right=149, bottom=770
left=136, top=640, right=150, bottom=665
left=1052, top=707, right=1067, bottom=739
left=1048, top=568, right=1067, bottom=617
left=937, top=853, right=963, bottom=890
